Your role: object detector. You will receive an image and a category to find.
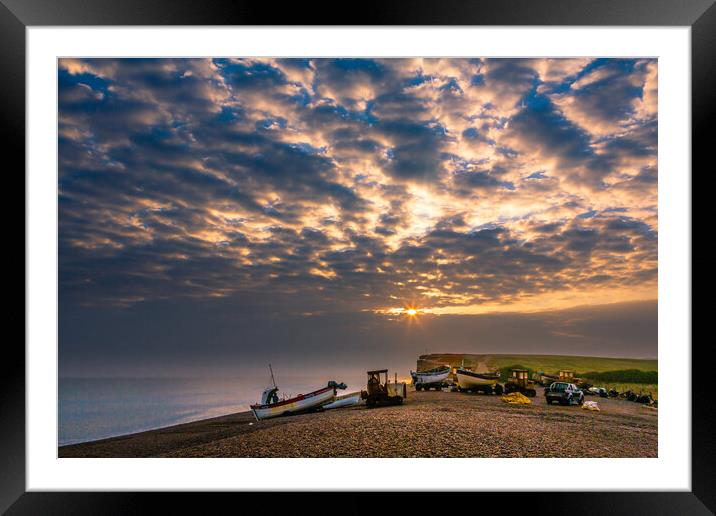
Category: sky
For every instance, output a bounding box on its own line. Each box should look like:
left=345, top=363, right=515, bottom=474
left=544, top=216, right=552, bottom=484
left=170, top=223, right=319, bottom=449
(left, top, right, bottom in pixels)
left=58, top=58, right=658, bottom=377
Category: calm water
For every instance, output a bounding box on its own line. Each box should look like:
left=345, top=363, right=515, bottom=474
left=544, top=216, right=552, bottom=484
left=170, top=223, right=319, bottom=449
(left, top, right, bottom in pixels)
left=59, top=374, right=366, bottom=446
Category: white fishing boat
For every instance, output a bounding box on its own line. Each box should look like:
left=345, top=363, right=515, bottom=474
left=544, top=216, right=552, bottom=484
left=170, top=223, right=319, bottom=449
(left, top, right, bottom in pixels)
left=456, top=368, right=501, bottom=393
left=250, top=365, right=347, bottom=420
left=410, top=365, right=450, bottom=389
left=322, top=391, right=362, bottom=410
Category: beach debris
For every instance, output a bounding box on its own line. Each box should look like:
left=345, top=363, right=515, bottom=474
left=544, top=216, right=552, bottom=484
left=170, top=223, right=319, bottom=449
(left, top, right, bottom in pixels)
left=635, top=393, right=654, bottom=404
left=582, top=401, right=600, bottom=411
left=586, top=386, right=608, bottom=398
left=501, top=392, right=532, bottom=405
left=613, top=389, right=655, bottom=404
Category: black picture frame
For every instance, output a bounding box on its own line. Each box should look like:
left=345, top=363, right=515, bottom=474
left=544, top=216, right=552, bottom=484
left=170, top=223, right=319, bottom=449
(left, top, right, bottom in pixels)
left=4, top=0, right=711, bottom=513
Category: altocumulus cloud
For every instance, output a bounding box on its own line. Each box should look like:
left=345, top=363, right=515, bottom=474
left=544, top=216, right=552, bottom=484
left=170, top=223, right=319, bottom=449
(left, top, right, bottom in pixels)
left=59, top=58, right=657, bottom=317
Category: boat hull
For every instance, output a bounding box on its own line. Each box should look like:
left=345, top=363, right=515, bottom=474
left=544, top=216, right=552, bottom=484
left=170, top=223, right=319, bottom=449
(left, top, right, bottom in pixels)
left=456, top=369, right=500, bottom=389
left=322, top=392, right=361, bottom=410
left=251, top=385, right=336, bottom=420
left=411, top=369, right=450, bottom=385
left=540, top=374, right=559, bottom=386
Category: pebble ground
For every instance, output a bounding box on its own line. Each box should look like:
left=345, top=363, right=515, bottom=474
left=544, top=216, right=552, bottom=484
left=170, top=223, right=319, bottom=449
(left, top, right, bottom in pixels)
left=60, top=389, right=657, bottom=458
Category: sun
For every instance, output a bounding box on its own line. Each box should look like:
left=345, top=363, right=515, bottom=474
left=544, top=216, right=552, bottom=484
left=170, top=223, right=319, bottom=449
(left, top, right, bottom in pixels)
left=405, top=308, right=418, bottom=317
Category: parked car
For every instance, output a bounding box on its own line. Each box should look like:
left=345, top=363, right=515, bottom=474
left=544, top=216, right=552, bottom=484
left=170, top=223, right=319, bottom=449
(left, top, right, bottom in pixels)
left=545, top=382, right=584, bottom=406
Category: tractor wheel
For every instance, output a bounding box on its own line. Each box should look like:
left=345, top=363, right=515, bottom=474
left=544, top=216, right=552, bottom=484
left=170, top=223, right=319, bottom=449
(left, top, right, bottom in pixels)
left=484, top=385, right=493, bottom=395
left=494, top=384, right=504, bottom=395
left=415, top=385, right=422, bottom=391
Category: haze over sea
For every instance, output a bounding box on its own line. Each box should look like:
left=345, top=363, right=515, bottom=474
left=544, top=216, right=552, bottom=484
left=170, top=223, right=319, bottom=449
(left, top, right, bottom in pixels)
left=59, top=372, right=368, bottom=445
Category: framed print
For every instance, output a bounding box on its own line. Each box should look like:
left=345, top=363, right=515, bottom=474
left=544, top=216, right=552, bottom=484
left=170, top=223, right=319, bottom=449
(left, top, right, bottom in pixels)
left=5, top=0, right=712, bottom=512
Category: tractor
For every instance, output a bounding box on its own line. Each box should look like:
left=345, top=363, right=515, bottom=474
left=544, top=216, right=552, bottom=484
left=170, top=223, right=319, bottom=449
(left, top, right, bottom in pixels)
left=559, top=370, right=576, bottom=382
left=503, top=369, right=537, bottom=397
left=361, top=369, right=407, bottom=408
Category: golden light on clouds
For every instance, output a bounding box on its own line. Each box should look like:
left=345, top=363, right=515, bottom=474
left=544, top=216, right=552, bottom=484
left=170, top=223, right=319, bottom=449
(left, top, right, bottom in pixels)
left=376, top=283, right=656, bottom=317
left=58, top=58, right=658, bottom=314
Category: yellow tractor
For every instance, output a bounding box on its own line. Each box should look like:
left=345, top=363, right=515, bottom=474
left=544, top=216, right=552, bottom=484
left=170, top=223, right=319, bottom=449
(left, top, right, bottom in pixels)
left=504, top=369, right=537, bottom=397
left=559, top=370, right=577, bottom=382
left=361, top=369, right=407, bottom=408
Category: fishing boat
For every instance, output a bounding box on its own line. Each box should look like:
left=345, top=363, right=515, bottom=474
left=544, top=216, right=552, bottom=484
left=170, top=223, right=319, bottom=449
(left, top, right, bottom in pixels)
left=322, top=391, right=362, bottom=410
left=456, top=368, right=502, bottom=393
left=410, top=365, right=450, bottom=390
left=539, top=372, right=559, bottom=386
left=250, top=365, right=347, bottom=420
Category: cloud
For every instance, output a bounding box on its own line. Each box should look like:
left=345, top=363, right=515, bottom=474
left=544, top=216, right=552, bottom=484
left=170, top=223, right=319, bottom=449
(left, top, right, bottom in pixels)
left=58, top=58, right=657, bottom=317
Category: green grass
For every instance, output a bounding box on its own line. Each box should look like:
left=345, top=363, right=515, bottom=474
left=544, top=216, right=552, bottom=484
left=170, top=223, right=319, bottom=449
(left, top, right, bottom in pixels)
left=419, top=353, right=658, bottom=397
left=483, top=354, right=657, bottom=374
left=581, top=369, right=657, bottom=384
left=420, top=353, right=657, bottom=374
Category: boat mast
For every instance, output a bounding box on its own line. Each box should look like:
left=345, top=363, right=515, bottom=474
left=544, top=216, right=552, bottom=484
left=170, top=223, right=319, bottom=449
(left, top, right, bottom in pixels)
left=269, top=363, right=277, bottom=389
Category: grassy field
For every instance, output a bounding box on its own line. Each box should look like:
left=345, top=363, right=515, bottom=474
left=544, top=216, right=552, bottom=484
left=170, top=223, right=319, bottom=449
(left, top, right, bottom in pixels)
left=482, top=354, right=657, bottom=373
left=421, top=353, right=656, bottom=372
left=419, top=353, right=658, bottom=398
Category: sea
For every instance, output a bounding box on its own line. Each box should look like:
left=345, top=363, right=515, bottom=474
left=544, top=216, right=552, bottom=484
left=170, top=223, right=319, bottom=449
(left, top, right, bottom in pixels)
left=59, top=373, right=367, bottom=446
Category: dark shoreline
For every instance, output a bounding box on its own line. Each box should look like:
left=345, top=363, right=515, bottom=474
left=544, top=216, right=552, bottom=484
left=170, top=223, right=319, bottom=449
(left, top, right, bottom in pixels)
left=59, top=409, right=260, bottom=458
